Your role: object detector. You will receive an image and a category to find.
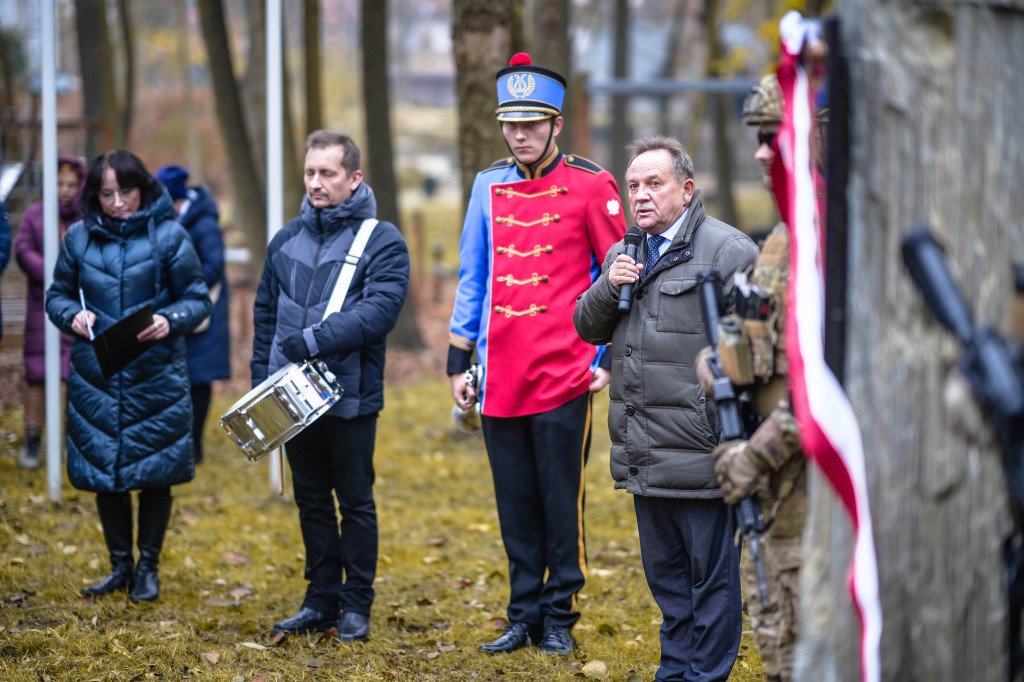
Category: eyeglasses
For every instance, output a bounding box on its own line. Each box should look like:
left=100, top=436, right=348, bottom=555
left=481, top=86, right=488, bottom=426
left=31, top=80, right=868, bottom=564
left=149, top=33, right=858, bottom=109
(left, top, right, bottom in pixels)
left=99, top=187, right=138, bottom=202
left=757, top=131, right=776, bottom=148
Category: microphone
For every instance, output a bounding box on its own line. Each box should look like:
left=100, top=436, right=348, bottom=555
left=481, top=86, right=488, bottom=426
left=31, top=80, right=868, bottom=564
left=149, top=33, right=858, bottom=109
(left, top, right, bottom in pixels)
left=618, top=226, right=643, bottom=311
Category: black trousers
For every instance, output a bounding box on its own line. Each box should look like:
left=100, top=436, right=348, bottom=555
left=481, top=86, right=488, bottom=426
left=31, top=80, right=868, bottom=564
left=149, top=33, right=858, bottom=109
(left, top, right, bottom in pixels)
left=190, top=384, right=211, bottom=464
left=480, top=390, right=592, bottom=634
left=285, top=413, right=378, bottom=615
left=634, top=496, right=742, bottom=682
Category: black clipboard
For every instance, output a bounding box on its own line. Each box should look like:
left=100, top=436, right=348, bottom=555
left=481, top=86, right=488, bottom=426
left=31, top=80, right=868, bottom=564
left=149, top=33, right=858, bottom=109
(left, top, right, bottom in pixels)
left=92, top=305, right=157, bottom=380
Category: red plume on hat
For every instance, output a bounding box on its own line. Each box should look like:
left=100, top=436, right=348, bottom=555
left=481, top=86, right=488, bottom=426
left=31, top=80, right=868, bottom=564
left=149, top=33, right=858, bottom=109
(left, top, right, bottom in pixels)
left=509, top=53, right=532, bottom=67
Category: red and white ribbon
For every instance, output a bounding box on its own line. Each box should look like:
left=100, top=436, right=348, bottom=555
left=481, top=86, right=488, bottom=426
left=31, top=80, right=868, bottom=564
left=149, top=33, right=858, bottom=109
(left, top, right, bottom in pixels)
left=773, top=11, right=882, bottom=682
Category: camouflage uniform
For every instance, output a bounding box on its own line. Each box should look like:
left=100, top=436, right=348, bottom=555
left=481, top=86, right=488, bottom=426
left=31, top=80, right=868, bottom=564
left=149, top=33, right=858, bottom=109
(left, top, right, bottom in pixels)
left=728, top=222, right=804, bottom=682
left=698, top=74, right=806, bottom=682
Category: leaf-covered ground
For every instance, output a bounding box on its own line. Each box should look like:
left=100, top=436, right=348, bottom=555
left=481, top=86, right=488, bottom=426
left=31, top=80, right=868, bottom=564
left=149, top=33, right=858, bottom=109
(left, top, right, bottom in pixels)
left=0, top=377, right=765, bottom=682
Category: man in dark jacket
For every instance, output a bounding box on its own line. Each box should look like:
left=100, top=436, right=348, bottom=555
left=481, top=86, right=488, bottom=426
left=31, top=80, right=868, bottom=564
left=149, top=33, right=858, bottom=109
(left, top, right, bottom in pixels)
left=155, top=165, right=231, bottom=465
left=252, top=130, right=410, bottom=641
left=574, top=136, right=758, bottom=682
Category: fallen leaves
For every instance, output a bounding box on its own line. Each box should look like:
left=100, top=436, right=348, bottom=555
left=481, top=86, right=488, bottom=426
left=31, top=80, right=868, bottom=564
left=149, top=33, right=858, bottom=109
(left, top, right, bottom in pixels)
left=221, top=552, right=250, bottom=566
left=0, top=377, right=766, bottom=681
left=6, top=590, right=33, bottom=603
left=266, top=631, right=288, bottom=647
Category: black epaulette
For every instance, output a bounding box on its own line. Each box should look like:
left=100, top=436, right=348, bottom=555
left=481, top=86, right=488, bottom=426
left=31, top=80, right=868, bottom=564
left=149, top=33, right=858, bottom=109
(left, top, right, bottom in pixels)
left=485, top=157, right=515, bottom=172
left=564, top=155, right=605, bottom=174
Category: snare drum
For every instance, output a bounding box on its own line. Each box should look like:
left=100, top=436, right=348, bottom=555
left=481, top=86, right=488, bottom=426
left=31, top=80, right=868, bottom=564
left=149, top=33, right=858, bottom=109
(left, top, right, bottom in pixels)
left=220, top=360, right=342, bottom=461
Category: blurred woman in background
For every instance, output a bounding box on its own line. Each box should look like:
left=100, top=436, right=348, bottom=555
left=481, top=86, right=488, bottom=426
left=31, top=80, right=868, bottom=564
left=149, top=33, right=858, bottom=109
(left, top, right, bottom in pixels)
left=46, top=149, right=210, bottom=602
left=15, top=156, right=85, bottom=469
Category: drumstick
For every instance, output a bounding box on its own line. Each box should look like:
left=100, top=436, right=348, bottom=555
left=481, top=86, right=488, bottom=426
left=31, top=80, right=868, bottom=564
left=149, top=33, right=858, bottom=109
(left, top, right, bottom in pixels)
left=277, top=447, right=284, bottom=496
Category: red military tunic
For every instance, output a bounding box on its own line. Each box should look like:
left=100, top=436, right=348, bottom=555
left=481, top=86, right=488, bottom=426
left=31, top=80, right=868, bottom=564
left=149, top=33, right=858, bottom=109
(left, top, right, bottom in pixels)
left=449, top=149, right=626, bottom=417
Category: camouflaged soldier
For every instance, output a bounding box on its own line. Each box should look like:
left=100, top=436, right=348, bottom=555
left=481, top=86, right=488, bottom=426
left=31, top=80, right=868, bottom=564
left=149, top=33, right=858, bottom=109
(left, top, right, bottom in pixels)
left=695, top=73, right=806, bottom=682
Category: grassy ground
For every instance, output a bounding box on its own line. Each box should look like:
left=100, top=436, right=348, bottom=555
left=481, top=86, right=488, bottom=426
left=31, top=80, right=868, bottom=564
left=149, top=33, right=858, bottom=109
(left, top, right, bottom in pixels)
left=0, top=377, right=764, bottom=682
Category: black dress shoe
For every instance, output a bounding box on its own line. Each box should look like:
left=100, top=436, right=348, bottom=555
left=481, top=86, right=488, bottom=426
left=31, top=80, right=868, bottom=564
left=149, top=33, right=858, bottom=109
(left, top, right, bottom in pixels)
left=338, top=611, right=370, bottom=641
left=480, top=621, right=535, bottom=654
left=538, top=625, right=575, bottom=655
left=272, top=606, right=339, bottom=634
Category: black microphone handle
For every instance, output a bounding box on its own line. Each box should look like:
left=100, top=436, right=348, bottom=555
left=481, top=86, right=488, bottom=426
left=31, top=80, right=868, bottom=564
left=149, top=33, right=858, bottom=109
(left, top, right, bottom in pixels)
left=617, top=242, right=640, bottom=312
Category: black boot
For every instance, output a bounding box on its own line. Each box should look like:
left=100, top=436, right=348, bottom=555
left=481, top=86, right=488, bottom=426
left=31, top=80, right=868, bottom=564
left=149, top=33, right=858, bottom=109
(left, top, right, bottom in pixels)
left=82, top=493, right=135, bottom=597
left=19, top=427, right=42, bottom=469
left=130, top=490, right=173, bottom=603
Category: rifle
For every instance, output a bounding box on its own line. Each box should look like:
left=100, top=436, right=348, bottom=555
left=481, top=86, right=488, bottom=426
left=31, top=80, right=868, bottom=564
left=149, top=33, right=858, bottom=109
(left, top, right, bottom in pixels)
left=697, top=268, right=772, bottom=609
left=902, top=226, right=1024, bottom=680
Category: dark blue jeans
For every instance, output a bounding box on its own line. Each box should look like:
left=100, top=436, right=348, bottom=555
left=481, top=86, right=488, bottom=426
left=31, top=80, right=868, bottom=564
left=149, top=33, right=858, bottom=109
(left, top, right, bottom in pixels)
left=481, top=390, right=593, bottom=636
left=634, top=495, right=742, bottom=682
left=285, top=413, right=378, bottom=616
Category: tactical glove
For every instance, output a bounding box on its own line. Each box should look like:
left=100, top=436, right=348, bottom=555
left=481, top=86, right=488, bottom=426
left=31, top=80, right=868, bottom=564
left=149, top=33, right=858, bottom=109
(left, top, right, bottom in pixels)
left=695, top=345, right=716, bottom=395
left=713, top=440, right=762, bottom=505
left=714, top=404, right=801, bottom=505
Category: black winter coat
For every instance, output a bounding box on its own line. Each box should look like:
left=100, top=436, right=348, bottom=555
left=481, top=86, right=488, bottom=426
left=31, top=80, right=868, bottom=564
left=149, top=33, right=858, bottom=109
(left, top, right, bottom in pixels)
left=251, top=182, right=409, bottom=419
left=46, top=191, right=212, bottom=492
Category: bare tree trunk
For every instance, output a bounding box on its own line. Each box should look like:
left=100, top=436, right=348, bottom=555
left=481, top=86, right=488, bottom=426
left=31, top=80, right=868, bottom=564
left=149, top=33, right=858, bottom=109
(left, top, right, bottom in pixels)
left=710, top=93, right=736, bottom=226
left=804, top=0, right=827, bottom=17
left=76, top=0, right=121, bottom=158
left=532, top=0, right=571, bottom=151
left=178, top=0, right=201, bottom=180
left=304, top=0, right=322, bottom=134
left=197, top=0, right=268, bottom=268
left=687, top=0, right=716, bottom=162
left=797, top=3, right=1024, bottom=680
left=509, top=0, right=526, bottom=56
left=279, top=8, right=304, bottom=218
left=452, top=0, right=515, bottom=212
left=242, top=0, right=267, bottom=184
left=115, top=0, right=134, bottom=142
left=658, top=0, right=690, bottom=135
left=610, top=0, right=629, bottom=197
left=361, top=0, right=423, bottom=349
left=361, top=0, right=399, bottom=228
left=0, top=32, right=15, bottom=161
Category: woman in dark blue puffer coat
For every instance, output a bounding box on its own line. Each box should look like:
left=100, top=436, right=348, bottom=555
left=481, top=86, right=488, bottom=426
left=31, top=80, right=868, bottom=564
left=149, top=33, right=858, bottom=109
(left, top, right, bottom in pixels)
left=46, top=150, right=211, bottom=603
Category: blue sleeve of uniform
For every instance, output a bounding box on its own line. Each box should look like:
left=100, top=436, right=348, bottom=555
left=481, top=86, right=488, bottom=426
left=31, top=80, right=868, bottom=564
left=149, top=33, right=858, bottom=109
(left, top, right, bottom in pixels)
left=448, top=172, right=491, bottom=373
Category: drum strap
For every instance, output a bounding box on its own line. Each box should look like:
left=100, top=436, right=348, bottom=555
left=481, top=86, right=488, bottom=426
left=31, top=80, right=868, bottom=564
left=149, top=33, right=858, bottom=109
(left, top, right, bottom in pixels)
left=322, top=218, right=379, bottom=319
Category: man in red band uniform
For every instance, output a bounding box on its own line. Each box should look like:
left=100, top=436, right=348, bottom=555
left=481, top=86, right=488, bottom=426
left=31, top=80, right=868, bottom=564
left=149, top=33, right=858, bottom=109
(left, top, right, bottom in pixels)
left=448, top=53, right=626, bottom=655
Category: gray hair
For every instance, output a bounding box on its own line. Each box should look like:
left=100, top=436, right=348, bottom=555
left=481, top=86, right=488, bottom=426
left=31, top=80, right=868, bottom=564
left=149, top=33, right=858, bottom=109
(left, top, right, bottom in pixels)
left=625, top=135, right=694, bottom=183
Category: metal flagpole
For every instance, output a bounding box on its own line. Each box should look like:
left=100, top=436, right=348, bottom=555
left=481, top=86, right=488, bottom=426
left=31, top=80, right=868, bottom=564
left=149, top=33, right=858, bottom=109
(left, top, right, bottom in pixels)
left=266, top=0, right=284, bottom=496
left=41, top=0, right=62, bottom=503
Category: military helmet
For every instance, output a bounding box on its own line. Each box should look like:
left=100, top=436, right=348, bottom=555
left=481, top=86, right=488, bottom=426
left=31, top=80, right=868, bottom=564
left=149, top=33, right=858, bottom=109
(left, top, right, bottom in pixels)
left=742, top=73, right=783, bottom=126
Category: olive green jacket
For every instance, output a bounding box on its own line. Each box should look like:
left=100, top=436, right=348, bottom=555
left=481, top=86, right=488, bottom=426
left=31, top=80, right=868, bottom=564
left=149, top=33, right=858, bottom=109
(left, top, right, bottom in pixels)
left=574, top=190, right=758, bottom=498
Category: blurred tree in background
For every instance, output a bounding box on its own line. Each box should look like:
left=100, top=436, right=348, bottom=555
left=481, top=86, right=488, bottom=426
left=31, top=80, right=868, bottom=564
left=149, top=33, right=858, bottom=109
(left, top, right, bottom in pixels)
left=451, top=0, right=522, bottom=212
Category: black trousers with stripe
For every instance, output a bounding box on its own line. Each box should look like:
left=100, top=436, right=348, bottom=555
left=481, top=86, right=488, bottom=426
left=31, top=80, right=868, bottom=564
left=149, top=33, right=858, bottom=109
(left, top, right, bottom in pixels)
left=481, top=390, right=592, bottom=636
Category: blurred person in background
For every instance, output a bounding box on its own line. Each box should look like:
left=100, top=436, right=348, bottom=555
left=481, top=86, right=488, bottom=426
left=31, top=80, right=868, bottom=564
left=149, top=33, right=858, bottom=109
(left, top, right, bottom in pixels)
left=46, top=149, right=210, bottom=603
left=0, top=200, right=9, bottom=334
left=155, top=165, right=231, bottom=466
left=14, top=156, right=85, bottom=469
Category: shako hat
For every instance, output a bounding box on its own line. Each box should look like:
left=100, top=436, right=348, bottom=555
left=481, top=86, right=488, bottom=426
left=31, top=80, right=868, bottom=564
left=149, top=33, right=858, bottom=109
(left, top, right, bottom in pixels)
left=495, top=53, right=566, bottom=122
